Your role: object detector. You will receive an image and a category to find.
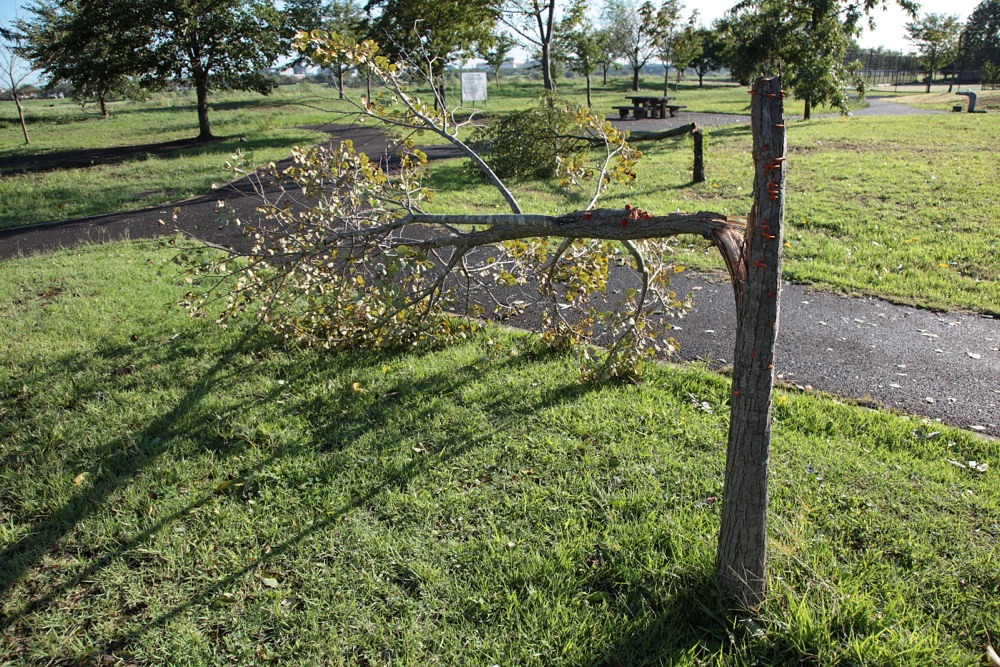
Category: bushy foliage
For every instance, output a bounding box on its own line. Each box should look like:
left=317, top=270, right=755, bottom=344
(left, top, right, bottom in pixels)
left=181, top=30, right=736, bottom=382
left=467, top=94, right=590, bottom=180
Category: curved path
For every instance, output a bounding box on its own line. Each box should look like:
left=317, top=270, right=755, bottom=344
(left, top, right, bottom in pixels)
left=2, top=108, right=996, bottom=437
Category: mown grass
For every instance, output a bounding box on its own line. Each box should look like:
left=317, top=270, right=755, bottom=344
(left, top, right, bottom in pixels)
left=882, top=88, right=1000, bottom=112
left=3, top=78, right=997, bottom=314
left=0, top=84, right=352, bottom=227
left=423, top=111, right=1000, bottom=315
left=1, top=240, right=997, bottom=665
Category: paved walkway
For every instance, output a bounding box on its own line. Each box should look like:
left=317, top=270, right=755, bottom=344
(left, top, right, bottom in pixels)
left=2, top=105, right=996, bottom=437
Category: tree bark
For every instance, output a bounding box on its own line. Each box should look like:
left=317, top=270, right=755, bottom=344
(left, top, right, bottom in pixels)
left=13, top=88, right=29, bottom=145
left=586, top=74, right=592, bottom=108
left=541, top=42, right=554, bottom=91
left=631, top=65, right=640, bottom=91
left=716, top=76, right=786, bottom=608
left=99, top=94, right=109, bottom=119
left=194, top=71, right=213, bottom=141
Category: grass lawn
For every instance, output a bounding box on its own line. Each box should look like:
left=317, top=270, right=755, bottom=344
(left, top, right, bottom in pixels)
left=2, top=77, right=997, bottom=315
left=0, top=85, right=350, bottom=227
left=422, top=111, right=1000, bottom=315
left=1, top=240, right=997, bottom=665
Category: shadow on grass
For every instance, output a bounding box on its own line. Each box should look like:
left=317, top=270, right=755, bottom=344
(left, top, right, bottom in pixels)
left=0, top=135, right=311, bottom=177
left=0, top=331, right=586, bottom=633
left=0, top=327, right=275, bottom=605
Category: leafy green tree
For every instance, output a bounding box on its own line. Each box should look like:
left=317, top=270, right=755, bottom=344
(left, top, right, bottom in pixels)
left=719, top=0, right=916, bottom=119
left=595, top=27, right=619, bottom=84
left=689, top=25, right=725, bottom=87
left=603, top=0, right=658, bottom=90
left=640, top=0, right=682, bottom=95
left=476, top=31, right=518, bottom=89
left=963, top=0, right=1000, bottom=72
left=559, top=0, right=604, bottom=106
left=136, top=0, right=289, bottom=140
left=669, top=17, right=701, bottom=86
left=906, top=13, right=963, bottom=92
left=364, top=0, right=498, bottom=105
left=16, top=0, right=145, bottom=118
left=289, top=0, right=365, bottom=98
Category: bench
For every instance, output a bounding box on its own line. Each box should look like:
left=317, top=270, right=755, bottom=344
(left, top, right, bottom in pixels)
left=612, top=104, right=687, bottom=120
left=613, top=105, right=647, bottom=119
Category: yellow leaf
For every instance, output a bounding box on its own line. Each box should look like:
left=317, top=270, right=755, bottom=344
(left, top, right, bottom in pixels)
left=350, top=382, right=365, bottom=393
left=73, top=472, right=90, bottom=486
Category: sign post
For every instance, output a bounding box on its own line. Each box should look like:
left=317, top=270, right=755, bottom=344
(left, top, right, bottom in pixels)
left=461, top=72, right=488, bottom=106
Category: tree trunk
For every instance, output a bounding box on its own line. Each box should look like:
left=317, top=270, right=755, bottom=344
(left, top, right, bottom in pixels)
left=631, top=65, right=640, bottom=91
left=698, top=71, right=704, bottom=87
left=602, top=64, right=609, bottom=85
left=716, top=75, right=786, bottom=609
left=802, top=97, right=811, bottom=121
left=586, top=74, right=592, bottom=108
left=99, top=94, right=109, bottom=119
left=541, top=42, right=554, bottom=91
left=337, top=67, right=345, bottom=99
left=13, top=88, right=29, bottom=145
left=663, top=65, right=670, bottom=96
left=194, top=72, right=213, bottom=141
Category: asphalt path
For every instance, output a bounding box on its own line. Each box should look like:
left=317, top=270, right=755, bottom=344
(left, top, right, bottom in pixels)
left=1, top=106, right=996, bottom=437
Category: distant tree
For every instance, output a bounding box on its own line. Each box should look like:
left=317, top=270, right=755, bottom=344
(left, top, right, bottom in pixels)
left=0, top=23, right=32, bottom=144
left=559, top=0, right=603, bottom=106
left=365, top=0, right=498, bottom=106
left=477, top=31, right=518, bottom=89
left=289, top=0, right=365, bottom=98
left=906, top=14, right=962, bottom=92
left=641, top=0, right=682, bottom=95
left=49, top=0, right=289, bottom=141
left=500, top=0, right=558, bottom=91
left=689, top=25, right=726, bottom=86
left=669, top=17, right=701, bottom=86
left=603, top=0, right=657, bottom=90
left=963, top=0, right=1000, bottom=71
left=595, top=27, right=619, bottom=84
left=16, top=0, right=146, bottom=118
left=719, top=0, right=917, bottom=120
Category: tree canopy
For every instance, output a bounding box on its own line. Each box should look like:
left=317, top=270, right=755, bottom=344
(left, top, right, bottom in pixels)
left=719, top=0, right=916, bottom=119
left=17, top=0, right=146, bottom=117
left=906, top=13, right=963, bottom=91
left=964, top=0, right=1000, bottom=71
left=18, top=0, right=289, bottom=140
left=603, top=0, right=658, bottom=91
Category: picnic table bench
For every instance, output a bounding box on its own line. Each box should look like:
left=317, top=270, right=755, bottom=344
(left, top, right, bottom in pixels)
left=613, top=96, right=687, bottom=120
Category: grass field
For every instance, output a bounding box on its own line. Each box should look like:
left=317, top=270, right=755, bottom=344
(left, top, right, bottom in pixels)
left=0, top=241, right=997, bottom=665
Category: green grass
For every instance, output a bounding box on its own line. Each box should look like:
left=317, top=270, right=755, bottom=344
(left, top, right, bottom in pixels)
left=3, top=78, right=997, bottom=314
left=0, top=84, right=352, bottom=227
left=1, top=240, right=997, bottom=665
left=423, top=112, right=1000, bottom=315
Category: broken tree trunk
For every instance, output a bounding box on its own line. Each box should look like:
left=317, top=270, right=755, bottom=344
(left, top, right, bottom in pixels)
left=716, top=76, right=787, bottom=608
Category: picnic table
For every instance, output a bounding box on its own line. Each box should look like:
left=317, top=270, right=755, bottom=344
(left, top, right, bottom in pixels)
left=612, top=96, right=687, bottom=120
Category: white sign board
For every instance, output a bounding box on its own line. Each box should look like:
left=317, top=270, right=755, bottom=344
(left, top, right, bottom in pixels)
left=461, top=72, right=488, bottom=103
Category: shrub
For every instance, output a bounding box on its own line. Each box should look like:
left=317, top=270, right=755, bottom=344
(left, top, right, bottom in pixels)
left=468, top=94, right=590, bottom=180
